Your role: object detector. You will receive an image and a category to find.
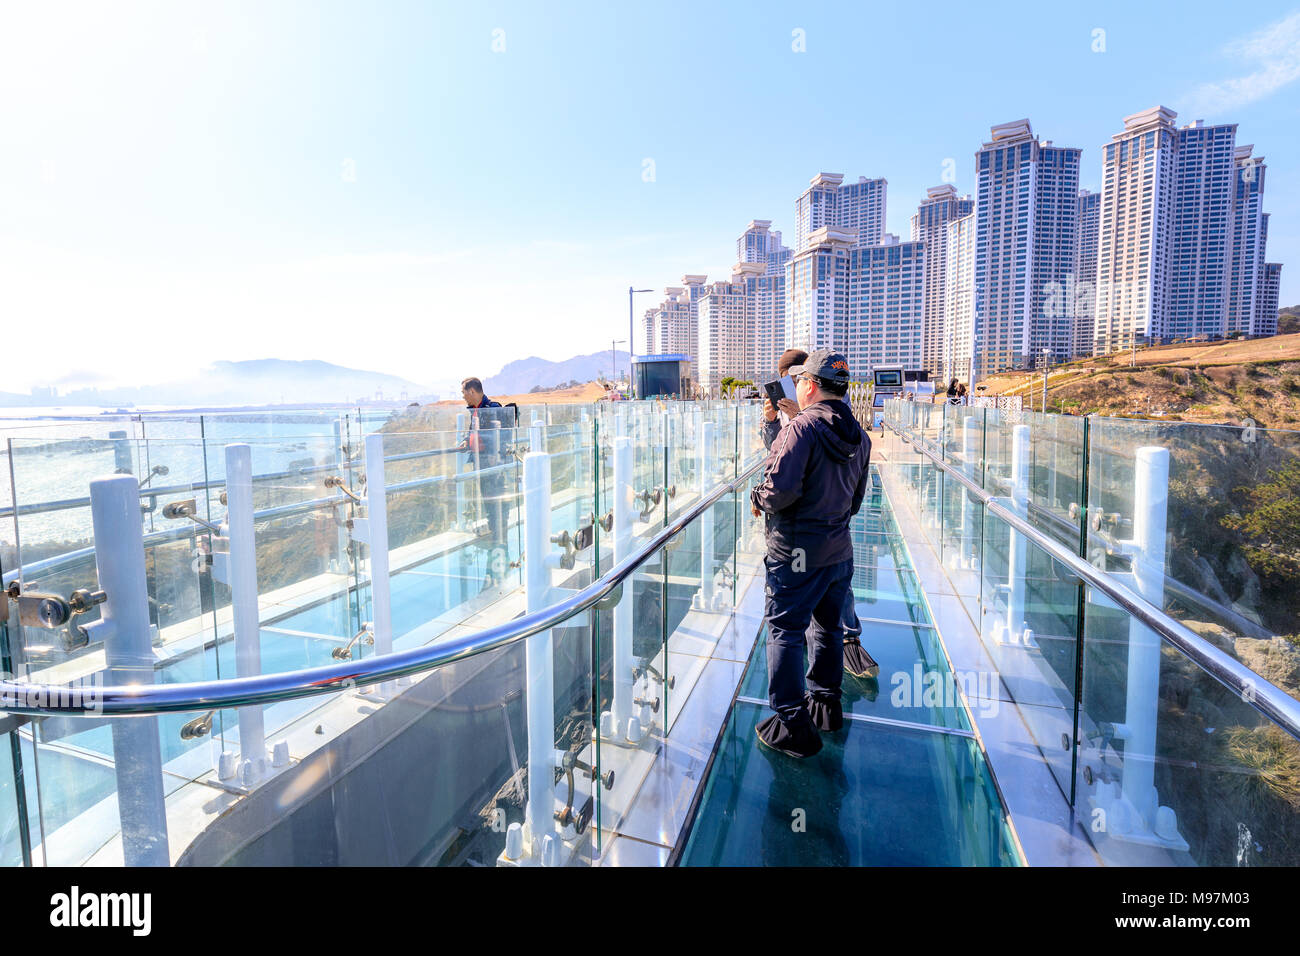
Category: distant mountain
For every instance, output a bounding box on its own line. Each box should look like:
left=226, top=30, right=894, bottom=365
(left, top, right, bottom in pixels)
left=0, top=359, right=434, bottom=408
left=484, top=350, right=630, bottom=396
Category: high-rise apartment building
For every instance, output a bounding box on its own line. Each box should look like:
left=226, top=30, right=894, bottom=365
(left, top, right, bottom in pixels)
left=1258, top=262, right=1283, bottom=336
left=784, top=225, right=856, bottom=352
left=972, top=119, right=1080, bottom=378
left=845, top=235, right=926, bottom=376
left=838, top=176, right=888, bottom=246
left=795, top=173, right=886, bottom=250
left=697, top=271, right=754, bottom=394
left=1171, top=121, right=1237, bottom=340
left=749, top=264, right=787, bottom=379
left=1094, top=106, right=1179, bottom=354
left=911, top=184, right=974, bottom=374
left=737, top=220, right=786, bottom=265
left=944, top=211, right=978, bottom=385
left=1095, top=107, right=1280, bottom=351
left=1228, top=147, right=1267, bottom=336
left=643, top=276, right=708, bottom=376
left=1072, top=189, right=1101, bottom=357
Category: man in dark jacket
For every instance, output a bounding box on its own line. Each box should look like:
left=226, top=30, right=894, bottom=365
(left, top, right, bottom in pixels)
left=750, top=350, right=871, bottom=758
left=762, top=347, right=878, bottom=684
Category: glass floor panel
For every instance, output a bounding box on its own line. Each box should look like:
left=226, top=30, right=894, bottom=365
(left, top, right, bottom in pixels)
left=678, top=701, right=1018, bottom=866
left=677, top=465, right=1018, bottom=866
left=738, top=622, right=971, bottom=732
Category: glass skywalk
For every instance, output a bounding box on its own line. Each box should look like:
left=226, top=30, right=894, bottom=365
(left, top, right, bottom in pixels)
left=680, top=473, right=1020, bottom=866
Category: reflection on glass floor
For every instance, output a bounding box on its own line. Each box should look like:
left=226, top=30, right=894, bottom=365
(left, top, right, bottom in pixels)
left=679, top=478, right=1020, bottom=866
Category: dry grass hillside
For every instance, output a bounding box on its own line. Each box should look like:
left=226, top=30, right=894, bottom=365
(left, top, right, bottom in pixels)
left=432, top=381, right=609, bottom=406
left=980, top=330, right=1300, bottom=427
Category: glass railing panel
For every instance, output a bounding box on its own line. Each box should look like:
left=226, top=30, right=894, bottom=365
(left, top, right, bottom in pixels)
left=1078, top=594, right=1300, bottom=866
left=5, top=436, right=214, bottom=681
left=22, top=619, right=600, bottom=866
left=357, top=427, right=488, bottom=643
left=936, top=465, right=984, bottom=619
left=664, top=488, right=737, bottom=730
left=977, top=505, right=1082, bottom=799
left=1089, top=416, right=1300, bottom=706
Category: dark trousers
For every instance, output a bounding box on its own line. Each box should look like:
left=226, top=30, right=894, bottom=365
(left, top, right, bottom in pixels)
left=764, top=556, right=853, bottom=724
left=480, top=470, right=507, bottom=550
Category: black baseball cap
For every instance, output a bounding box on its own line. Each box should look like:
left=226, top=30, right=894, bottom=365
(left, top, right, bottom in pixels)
left=788, top=349, right=851, bottom=385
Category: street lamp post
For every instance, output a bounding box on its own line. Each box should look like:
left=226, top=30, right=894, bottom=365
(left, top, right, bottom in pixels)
left=1040, top=348, right=1052, bottom=413
left=628, top=286, right=653, bottom=390
left=610, top=339, right=625, bottom=391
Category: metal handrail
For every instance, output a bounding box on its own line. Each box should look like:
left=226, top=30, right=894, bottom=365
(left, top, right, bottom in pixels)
left=886, top=416, right=1300, bottom=742
left=0, top=456, right=765, bottom=717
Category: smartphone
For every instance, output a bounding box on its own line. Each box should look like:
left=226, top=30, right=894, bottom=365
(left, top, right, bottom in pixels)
left=763, top=380, right=786, bottom=408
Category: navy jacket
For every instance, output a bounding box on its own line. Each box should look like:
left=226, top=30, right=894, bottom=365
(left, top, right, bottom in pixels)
left=750, top=398, right=871, bottom=569
left=463, top=398, right=507, bottom=462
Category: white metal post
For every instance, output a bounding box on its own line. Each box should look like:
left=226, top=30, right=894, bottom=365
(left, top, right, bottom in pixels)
left=693, top=419, right=716, bottom=610
left=331, top=418, right=351, bottom=575
left=470, top=408, right=483, bottom=529
left=601, top=436, right=637, bottom=743
left=960, top=415, right=978, bottom=570
left=523, top=450, right=556, bottom=860
left=579, top=411, right=590, bottom=491
left=359, top=435, right=394, bottom=694
left=1120, top=446, right=1169, bottom=828
left=87, top=474, right=170, bottom=867
left=995, top=424, right=1034, bottom=646
left=530, top=418, right=545, bottom=454
left=224, top=444, right=268, bottom=781
left=1048, top=413, right=1059, bottom=510
left=455, top=412, right=467, bottom=530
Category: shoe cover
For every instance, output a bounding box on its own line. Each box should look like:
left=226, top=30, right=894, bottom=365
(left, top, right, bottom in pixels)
left=843, top=638, right=879, bottom=679
left=755, top=712, right=823, bottom=758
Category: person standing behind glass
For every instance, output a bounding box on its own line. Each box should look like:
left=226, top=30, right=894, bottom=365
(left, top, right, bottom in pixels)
left=459, top=377, right=508, bottom=581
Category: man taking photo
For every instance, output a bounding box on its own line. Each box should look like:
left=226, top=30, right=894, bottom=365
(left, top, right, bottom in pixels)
left=750, top=350, right=871, bottom=758
left=762, top=348, right=879, bottom=684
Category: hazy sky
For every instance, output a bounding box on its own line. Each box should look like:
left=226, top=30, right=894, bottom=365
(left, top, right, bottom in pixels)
left=3, top=1, right=1298, bottom=397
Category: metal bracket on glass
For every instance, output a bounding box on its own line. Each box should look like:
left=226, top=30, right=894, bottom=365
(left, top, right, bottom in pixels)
left=137, top=464, right=169, bottom=489
left=632, top=660, right=675, bottom=690
left=323, top=475, right=363, bottom=504
left=554, top=750, right=614, bottom=837
left=162, top=498, right=223, bottom=535
left=331, top=623, right=375, bottom=661
left=634, top=487, right=662, bottom=521
left=549, top=530, right=579, bottom=570
left=180, top=710, right=215, bottom=740
left=6, top=582, right=106, bottom=631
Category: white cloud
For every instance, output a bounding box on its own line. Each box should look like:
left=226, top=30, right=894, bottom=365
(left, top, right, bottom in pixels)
left=1184, top=11, right=1300, bottom=115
